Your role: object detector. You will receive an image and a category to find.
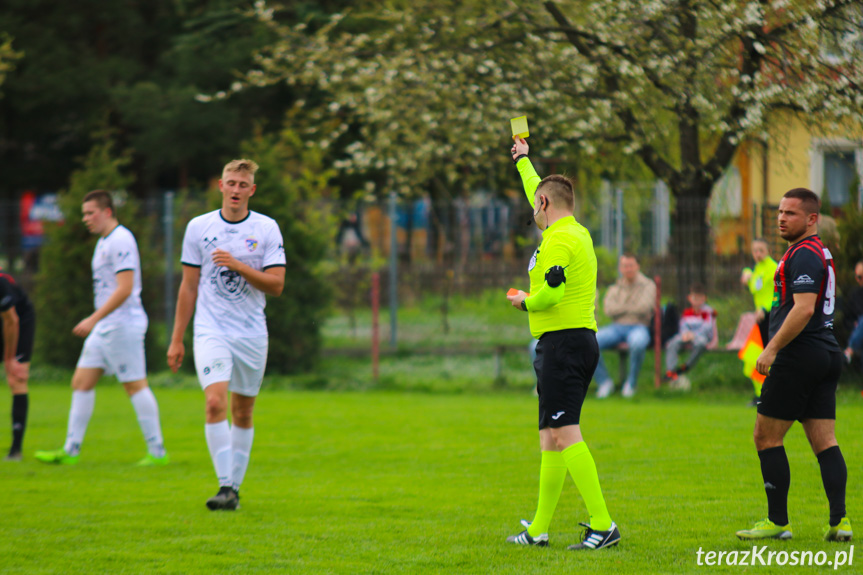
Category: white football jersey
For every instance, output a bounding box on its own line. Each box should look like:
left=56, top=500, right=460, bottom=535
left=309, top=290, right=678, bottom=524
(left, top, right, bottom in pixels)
left=181, top=209, right=286, bottom=337
left=91, top=224, right=147, bottom=333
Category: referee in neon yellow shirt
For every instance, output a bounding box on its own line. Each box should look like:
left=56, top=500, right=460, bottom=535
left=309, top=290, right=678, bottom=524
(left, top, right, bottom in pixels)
left=741, top=238, right=778, bottom=345
left=740, top=238, right=778, bottom=398
left=505, top=136, right=620, bottom=551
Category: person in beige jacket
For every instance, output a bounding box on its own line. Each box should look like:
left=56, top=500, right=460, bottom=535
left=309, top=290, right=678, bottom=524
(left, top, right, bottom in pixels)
left=593, top=254, right=656, bottom=398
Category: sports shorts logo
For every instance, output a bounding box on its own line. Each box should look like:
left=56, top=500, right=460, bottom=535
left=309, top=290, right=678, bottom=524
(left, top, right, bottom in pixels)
left=551, top=411, right=565, bottom=420
left=204, top=360, right=226, bottom=376
left=793, top=274, right=814, bottom=286
left=246, top=238, right=258, bottom=252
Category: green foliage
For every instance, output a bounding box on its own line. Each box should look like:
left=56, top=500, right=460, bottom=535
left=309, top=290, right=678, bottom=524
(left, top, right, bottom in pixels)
left=0, top=33, right=22, bottom=94
left=33, top=135, right=163, bottom=369
left=236, top=123, right=337, bottom=373
left=0, top=0, right=298, bottom=195
left=593, top=245, right=619, bottom=287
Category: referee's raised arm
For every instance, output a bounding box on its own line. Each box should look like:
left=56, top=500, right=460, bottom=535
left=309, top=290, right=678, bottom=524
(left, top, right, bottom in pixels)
left=510, top=137, right=541, bottom=205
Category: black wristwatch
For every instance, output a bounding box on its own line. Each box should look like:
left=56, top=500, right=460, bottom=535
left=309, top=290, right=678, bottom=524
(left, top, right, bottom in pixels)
left=521, top=299, right=528, bottom=311
left=513, top=154, right=528, bottom=164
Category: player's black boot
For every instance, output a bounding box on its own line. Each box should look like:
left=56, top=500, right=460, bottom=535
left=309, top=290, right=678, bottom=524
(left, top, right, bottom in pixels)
left=206, top=486, right=240, bottom=511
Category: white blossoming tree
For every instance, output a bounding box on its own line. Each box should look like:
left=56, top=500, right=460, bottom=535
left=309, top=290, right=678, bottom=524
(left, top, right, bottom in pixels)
left=243, top=0, right=863, bottom=292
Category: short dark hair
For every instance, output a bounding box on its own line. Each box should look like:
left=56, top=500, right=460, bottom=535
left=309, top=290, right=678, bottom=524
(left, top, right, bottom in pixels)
left=620, top=252, right=638, bottom=262
left=536, top=174, right=574, bottom=211
left=83, top=190, right=114, bottom=215
left=783, top=188, right=820, bottom=215
left=689, top=283, right=706, bottom=296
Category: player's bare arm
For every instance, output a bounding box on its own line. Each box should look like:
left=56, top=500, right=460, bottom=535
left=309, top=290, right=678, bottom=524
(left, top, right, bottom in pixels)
left=1, top=307, right=26, bottom=382
left=167, top=265, right=201, bottom=373
left=211, top=249, right=285, bottom=296
left=756, top=292, right=817, bottom=375
left=72, top=270, right=134, bottom=338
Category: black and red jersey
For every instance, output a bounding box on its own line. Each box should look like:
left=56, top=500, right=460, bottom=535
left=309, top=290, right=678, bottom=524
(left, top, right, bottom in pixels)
left=769, top=234, right=839, bottom=351
left=0, top=271, right=32, bottom=316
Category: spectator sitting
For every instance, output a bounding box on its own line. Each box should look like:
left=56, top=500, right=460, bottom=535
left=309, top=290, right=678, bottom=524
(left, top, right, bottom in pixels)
left=663, top=283, right=716, bottom=387
left=594, top=253, right=657, bottom=399
left=843, top=260, right=863, bottom=363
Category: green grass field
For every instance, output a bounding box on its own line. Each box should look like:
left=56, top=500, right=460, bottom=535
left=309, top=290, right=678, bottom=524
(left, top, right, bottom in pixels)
left=3, top=383, right=862, bottom=574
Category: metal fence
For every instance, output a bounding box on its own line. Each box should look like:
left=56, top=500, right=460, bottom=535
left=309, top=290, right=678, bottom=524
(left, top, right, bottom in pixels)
left=0, top=186, right=769, bottom=314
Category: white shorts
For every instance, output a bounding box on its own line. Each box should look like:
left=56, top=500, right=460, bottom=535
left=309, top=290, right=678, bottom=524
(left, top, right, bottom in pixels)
left=193, top=333, right=269, bottom=397
left=76, top=325, right=147, bottom=383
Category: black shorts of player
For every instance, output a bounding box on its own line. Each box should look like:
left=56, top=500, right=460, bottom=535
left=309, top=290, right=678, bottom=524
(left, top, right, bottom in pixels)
left=534, top=328, right=599, bottom=429
left=757, top=342, right=843, bottom=422
left=0, top=304, right=35, bottom=363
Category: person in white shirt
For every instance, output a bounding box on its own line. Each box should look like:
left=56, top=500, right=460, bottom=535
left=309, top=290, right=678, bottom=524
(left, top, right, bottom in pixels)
left=35, top=190, right=168, bottom=466
left=168, top=159, right=285, bottom=511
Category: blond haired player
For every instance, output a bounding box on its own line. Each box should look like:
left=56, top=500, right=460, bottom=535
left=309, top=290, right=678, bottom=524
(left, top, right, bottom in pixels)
left=168, top=159, right=285, bottom=510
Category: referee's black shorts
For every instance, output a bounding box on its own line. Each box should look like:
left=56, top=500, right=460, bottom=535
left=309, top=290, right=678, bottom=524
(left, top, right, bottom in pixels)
left=0, top=304, right=35, bottom=364
left=757, top=341, right=843, bottom=422
left=533, top=328, right=599, bottom=429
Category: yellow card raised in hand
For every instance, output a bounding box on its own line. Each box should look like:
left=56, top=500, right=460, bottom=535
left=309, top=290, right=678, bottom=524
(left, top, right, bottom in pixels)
left=511, top=116, right=529, bottom=140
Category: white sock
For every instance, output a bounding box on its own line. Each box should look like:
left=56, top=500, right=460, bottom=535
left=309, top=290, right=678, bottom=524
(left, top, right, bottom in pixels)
left=231, top=426, right=254, bottom=492
left=205, top=421, right=232, bottom=487
left=63, top=390, right=95, bottom=456
left=130, top=387, right=166, bottom=457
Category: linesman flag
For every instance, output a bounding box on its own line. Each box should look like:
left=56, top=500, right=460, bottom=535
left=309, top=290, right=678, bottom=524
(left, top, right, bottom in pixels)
left=738, top=323, right=766, bottom=393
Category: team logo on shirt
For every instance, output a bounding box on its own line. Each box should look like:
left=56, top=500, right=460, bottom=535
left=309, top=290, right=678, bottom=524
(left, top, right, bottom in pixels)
left=203, top=236, right=218, bottom=249
left=246, top=238, right=259, bottom=252
left=793, top=274, right=814, bottom=286
left=210, top=267, right=250, bottom=303
left=528, top=249, right=539, bottom=272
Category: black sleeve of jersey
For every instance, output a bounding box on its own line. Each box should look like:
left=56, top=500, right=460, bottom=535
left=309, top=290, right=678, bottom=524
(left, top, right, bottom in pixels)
left=0, top=277, right=15, bottom=312
left=786, top=246, right=826, bottom=295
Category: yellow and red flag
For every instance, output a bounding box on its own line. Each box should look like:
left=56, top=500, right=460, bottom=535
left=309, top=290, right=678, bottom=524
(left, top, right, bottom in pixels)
left=738, top=323, right=766, bottom=392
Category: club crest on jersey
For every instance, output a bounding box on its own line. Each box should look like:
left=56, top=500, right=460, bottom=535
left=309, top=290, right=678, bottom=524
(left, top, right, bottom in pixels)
left=245, top=238, right=259, bottom=252
left=528, top=249, right=538, bottom=272
left=210, top=267, right=250, bottom=303
left=793, top=274, right=814, bottom=286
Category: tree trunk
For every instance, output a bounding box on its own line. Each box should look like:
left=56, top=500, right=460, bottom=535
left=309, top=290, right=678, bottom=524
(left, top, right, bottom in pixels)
left=670, top=191, right=711, bottom=303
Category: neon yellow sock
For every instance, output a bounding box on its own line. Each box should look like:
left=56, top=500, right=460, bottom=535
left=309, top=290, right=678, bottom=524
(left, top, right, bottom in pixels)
left=562, top=441, right=612, bottom=531
left=527, top=451, right=567, bottom=537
